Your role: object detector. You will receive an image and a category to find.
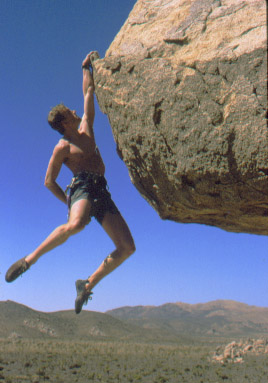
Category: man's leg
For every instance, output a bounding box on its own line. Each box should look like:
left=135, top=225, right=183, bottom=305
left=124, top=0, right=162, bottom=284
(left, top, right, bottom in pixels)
left=26, top=199, right=92, bottom=266
left=6, top=199, right=91, bottom=282
left=85, top=211, right=135, bottom=291
left=75, top=210, right=135, bottom=313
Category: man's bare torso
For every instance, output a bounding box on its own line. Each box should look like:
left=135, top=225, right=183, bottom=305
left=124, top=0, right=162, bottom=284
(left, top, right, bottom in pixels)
left=60, top=133, right=105, bottom=176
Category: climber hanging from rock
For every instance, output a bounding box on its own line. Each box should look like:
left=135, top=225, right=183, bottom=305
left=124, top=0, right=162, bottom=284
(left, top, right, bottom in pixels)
left=5, top=51, right=135, bottom=314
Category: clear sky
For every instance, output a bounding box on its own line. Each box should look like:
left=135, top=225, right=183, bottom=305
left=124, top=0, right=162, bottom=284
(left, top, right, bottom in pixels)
left=1, top=0, right=267, bottom=313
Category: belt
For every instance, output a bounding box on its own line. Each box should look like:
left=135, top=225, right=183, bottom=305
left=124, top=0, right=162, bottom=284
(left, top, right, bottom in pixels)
left=65, top=172, right=106, bottom=195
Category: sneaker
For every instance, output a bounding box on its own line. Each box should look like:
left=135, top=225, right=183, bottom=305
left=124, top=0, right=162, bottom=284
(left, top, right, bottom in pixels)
left=75, top=279, right=93, bottom=314
left=5, top=257, right=30, bottom=283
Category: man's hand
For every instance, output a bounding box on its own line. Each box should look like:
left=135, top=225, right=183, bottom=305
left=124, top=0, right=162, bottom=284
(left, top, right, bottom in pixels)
left=82, top=52, right=94, bottom=68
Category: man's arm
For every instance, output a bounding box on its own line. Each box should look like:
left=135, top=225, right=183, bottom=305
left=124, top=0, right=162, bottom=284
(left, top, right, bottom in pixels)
left=44, top=141, right=68, bottom=204
left=80, top=52, right=95, bottom=135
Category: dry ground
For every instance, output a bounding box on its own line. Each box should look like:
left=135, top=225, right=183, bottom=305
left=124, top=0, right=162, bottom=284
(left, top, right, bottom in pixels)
left=0, top=338, right=267, bottom=383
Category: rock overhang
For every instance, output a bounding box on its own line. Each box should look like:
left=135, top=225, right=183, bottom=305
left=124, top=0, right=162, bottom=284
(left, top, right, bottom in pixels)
left=91, top=0, right=268, bottom=235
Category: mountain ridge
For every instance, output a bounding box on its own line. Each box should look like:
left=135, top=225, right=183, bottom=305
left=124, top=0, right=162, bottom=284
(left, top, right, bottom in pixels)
left=106, top=299, right=268, bottom=337
left=1, top=299, right=267, bottom=341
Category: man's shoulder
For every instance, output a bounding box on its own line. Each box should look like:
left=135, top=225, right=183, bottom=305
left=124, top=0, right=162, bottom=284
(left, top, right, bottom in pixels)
left=52, top=139, right=70, bottom=157
left=80, top=113, right=94, bottom=131
left=55, top=138, right=70, bottom=151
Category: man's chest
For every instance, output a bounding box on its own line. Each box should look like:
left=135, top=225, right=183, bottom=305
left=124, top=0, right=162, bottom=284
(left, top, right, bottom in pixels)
left=69, top=140, right=94, bottom=158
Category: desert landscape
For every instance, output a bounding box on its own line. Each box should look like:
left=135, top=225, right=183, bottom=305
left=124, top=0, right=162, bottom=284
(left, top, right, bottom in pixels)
left=1, top=1, right=267, bottom=381
left=0, top=300, right=267, bottom=382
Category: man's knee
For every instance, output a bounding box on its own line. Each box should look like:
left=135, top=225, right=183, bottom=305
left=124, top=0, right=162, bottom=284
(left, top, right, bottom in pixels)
left=67, top=217, right=88, bottom=235
left=120, top=239, right=136, bottom=258
left=128, top=241, right=136, bottom=256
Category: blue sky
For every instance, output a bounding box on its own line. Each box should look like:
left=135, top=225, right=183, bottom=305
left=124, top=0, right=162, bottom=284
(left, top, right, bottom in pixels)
left=1, top=0, right=267, bottom=313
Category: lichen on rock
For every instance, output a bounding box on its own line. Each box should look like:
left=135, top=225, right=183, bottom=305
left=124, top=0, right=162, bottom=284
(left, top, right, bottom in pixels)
left=91, top=0, right=268, bottom=235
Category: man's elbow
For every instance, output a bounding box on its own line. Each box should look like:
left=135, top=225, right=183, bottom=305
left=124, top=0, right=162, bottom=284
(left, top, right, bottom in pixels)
left=84, top=85, right=94, bottom=98
left=87, top=84, right=95, bottom=93
left=44, top=178, right=54, bottom=190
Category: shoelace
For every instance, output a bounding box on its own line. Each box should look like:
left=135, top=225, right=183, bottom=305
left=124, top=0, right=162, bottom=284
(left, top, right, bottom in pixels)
left=83, top=292, right=93, bottom=306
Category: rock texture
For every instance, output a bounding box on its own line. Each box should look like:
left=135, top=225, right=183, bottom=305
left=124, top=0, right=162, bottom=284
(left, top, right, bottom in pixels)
left=212, top=338, right=268, bottom=364
left=91, top=0, right=268, bottom=235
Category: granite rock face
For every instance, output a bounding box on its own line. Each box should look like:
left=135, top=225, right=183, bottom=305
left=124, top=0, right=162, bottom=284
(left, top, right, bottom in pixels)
left=91, top=0, right=268, bottom=235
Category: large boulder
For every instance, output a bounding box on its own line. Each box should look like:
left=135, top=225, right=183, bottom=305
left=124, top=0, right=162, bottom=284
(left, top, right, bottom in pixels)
left=92, top=0, right=268, bottom=235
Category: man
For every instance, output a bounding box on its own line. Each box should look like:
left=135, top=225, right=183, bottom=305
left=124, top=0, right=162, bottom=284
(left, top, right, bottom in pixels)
left=5, top=52, right=135, bottom=314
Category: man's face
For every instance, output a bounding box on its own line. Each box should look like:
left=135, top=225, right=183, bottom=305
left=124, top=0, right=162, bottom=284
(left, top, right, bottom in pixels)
left=63, top=109, right=81, bottom=129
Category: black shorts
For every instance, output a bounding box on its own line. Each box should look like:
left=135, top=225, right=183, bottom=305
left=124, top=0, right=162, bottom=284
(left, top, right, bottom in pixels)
left=66, top=171, right=120, bottom=224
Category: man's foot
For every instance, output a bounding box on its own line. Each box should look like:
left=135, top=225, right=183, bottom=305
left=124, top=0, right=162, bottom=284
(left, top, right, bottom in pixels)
left=75, top=279, right=93, bottom=314
left=5, top=257, right=30, bottom=283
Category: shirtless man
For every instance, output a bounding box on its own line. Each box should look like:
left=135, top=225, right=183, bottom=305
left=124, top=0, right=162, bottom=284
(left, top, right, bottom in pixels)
left=5, top=52, right=135, bottom=314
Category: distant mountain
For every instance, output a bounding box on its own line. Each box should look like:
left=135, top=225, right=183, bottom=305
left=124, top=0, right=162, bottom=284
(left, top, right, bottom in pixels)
left=106, top=300, right=268, bottom=337
left=0, top=300, right=174, bottom=342
left=1, top=300, right=267, bottom=341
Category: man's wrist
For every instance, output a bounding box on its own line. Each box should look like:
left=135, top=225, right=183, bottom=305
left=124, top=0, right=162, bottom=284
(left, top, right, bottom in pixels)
left=82, top=63, right=92, bottom=70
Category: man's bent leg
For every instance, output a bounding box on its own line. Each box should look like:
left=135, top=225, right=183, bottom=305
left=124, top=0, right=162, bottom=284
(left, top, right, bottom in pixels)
left=6, top=199, right=91, bottom=282
left=86, top=211, right=135, bottom=291
left=75, top=210, right=135, bottom=313
left=26, top=199, right=91, bottom=266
